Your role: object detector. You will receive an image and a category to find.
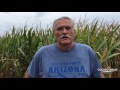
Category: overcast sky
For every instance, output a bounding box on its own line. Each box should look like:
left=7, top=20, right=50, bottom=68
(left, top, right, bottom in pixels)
left=0, top=12, right=120, bottom=36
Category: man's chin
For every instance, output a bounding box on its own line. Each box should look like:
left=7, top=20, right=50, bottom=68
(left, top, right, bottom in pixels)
left=60, top=41, right=71, bottom=46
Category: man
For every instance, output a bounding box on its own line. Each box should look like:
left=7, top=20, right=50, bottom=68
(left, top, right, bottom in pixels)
left=24, top=16, right=104, bottom=78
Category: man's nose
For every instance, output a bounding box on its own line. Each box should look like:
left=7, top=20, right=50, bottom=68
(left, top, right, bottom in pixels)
left=62, top=28, right=67, bottom=33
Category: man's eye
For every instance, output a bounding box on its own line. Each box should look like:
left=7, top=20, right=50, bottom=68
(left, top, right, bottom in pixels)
left=56, top=26, right=71, bottom=31
left=65, top=26, right=71, bottom=30
left=57, top=27, right=63, bottom=31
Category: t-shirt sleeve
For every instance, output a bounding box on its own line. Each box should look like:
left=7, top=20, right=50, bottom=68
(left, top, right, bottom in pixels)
left=27, top=49, right=41, bottom=78
left=90, top=50, right=103, bottom=78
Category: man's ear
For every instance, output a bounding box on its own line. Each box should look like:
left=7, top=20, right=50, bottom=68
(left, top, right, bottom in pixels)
left=73, top=29, right=76, bottom=41
left=53, top=29, right=55, bottom=34
left=74, top=29, right=75, bottom=33
left=74, top=29, right=76, bottom=35
left=53, top=30, right=55, bottom=34
left=53, top=30, right=57, bottom=42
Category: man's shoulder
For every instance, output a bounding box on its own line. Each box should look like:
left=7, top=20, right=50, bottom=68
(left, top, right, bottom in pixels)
left=37, top=43, right=56, bottom=51
left=75, top=42, right=94, bottom=53
left=75, top=42, right=91, bottom=49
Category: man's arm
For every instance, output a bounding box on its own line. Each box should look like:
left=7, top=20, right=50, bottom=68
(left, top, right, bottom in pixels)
left=101, top=73, right=105, bottom=78
left=24, top=70, right=31, bottom=78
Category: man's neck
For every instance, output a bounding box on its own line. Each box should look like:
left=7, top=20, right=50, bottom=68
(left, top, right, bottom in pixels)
left=57, top=42, right=74, bottom=51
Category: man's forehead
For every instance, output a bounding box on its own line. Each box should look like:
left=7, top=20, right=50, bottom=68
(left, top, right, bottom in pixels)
left=56, top=21, right=72, bottom=27
left=56, top=19, right=71, bottom=23
left=56, top=25, right=72, bottom=28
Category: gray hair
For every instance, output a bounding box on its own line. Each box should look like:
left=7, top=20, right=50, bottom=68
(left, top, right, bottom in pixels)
left=52, top=16, right=74, bottom=31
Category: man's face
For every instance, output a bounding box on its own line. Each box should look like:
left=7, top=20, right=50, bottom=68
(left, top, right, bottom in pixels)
left=54, top=19, right=75, bottom=45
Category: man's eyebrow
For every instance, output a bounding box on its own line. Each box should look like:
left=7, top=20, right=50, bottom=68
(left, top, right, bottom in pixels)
left=57, top=25, right=71, bottom=28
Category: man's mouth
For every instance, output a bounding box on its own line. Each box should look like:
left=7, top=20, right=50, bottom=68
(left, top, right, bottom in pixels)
left=60, top=35, right=70, bottom=39
left=61, top=36, right=69, bottom=39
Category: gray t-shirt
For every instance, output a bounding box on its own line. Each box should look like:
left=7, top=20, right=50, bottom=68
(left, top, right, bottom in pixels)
left=28, top=42, right=102, bottom=78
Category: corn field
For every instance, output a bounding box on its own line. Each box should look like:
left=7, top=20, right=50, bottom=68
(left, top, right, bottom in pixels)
left=0, top=19, right=120, bottom=78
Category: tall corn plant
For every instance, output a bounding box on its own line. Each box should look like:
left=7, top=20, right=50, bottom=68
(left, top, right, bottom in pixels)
left=75, top=19, right=120, bottom=78
left=0, top=26, right=55, bottom=78
left=0, top=19, right=120, bottom=78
